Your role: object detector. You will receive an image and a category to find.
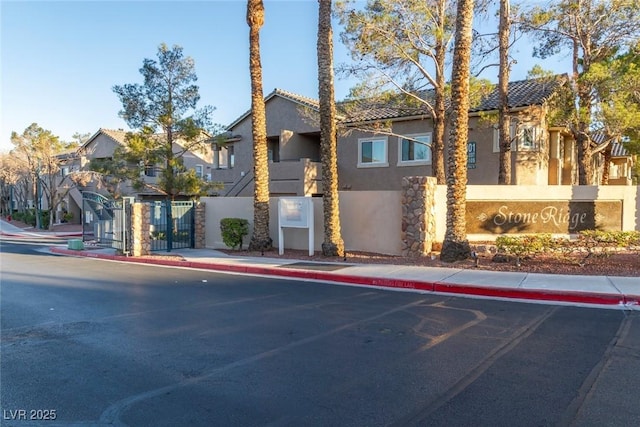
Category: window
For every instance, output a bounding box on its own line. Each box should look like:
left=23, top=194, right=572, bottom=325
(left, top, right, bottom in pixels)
left=358, top=137, right=388, bottom=168
left=144, top=164, right=157, bottom=177
left=195, top=164, right=204, bottom=178
left=228, top=145, right=235, bottom=169
left=493, top=124, right=516, bottom=153
left=516, top=124, right=539, bottom=151
left=60, top=166, right=70, bottom=177
left=610, top=164, right=620, bottom=179
left=467, top=142, right=477, bottom=169
left=399, top=133, right=432, bottom=165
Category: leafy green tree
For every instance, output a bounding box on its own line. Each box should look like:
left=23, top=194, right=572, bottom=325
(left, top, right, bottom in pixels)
left=583, top=42, right=640, bottom=183
left=246, top=0, right=273, bottom=251
left=336, top=0, right=456, bottom=184
left=521, top=0, right=640, bottom=184
left=318, top=0, right=345, bottom=257
left=440, top=0, right=474, bottom=262
left=112, top=43, right=218, bottom=199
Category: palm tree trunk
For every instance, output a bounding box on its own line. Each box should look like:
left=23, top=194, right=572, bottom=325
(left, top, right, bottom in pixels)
left=247, top=0, right=272, bottom=251
left=440, top=0, right=474, bottom=262
left=318, top=0, right=344, bottom=257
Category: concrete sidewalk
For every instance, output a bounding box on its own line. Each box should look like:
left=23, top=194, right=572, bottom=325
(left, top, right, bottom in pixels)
left=45, top=245, right=640, bottom=310
left=3, top=219, right=637, bottom=309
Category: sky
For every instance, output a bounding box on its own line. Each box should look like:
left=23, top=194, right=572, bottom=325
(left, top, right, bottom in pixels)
left=0, top=0, right=570, bottom=153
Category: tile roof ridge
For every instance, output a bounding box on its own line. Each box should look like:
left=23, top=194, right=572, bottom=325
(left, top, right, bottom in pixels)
left=273, top=88, right=319, bottom=106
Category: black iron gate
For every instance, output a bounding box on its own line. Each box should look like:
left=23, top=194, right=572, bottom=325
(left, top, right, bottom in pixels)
left=82, top=192, right=133, bottom=254
left=148, top=201, right=195, bottom=252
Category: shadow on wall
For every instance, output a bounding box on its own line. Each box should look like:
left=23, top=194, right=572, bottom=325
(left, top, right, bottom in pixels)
left=571, top=186, right=598, bottom=232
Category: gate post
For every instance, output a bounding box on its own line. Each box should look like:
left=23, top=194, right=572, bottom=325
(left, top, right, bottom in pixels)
left=194, top=202, right=206, bottom=249
left=131, top=202, right=151, bottom=256
left=401, top=176, right=436, bottom=257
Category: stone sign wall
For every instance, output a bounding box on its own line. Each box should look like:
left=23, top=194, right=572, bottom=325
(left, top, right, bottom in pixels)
left=401, top=176, right=436, bottom=257
left=466, top=200, right=623, bottom=234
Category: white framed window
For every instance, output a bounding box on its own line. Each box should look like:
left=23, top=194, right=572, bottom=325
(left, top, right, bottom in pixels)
left=358, top=137, right=388, bottom=168
left=493, top=124, right=516, bottom=153
left=60, top=166, right=70, bottom=177
left=195, top=164, right=204, bottom=178
left=516, top=124, right=540, bottom=151
left=398, top=133, right=432, bottom=166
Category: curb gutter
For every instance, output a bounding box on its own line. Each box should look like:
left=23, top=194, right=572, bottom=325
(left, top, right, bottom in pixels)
left=50, top=247, right=639, bottom=308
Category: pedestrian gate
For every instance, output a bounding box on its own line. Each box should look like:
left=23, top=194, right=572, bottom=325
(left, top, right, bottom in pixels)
left=82, top=192, right=132, bottom=254
left=148, top=201, right=195, bottom=252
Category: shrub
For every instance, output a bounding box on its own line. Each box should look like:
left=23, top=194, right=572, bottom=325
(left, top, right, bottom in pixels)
left=220, top=218, right=249, bottom=250
left=495, top=231, right=640, bottom=267
left=14, top=210, right=36, bottom=226
left=495, top=234, right=553, bottom=259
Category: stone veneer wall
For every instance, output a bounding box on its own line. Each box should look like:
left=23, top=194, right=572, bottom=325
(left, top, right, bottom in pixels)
left=131, top=202, right=151, bottom=256
left=194, top=202, right=206, bottom=249
left=401, top=176, right=436, bottom=257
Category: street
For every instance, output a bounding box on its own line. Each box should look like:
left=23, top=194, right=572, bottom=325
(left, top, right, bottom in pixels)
left=1, top=238, right=639, bottom=426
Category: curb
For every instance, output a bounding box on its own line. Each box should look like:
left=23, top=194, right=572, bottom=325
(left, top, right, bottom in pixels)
left=50, top=247, right=638, bottom=308
left=1, top=231, right=83, bottom=238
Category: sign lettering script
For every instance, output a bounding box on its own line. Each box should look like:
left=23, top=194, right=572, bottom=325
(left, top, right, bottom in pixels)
left=466, top=201, right=622, bottom=234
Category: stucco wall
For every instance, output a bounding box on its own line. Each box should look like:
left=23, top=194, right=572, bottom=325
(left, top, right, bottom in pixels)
left=203, top=185, right=639, bottom=256
left=202, top=191, right=402, bottom=255
left=82, top=135, right=121, bottom=159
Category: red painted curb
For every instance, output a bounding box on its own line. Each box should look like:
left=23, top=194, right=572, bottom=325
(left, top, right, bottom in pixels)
left=432, top=283, right=625, bottom=306
left=49, top=247, right=630, bottom=307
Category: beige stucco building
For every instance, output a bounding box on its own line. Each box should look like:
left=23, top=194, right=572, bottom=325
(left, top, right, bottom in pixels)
left=218, top=76, right=635, bottom=196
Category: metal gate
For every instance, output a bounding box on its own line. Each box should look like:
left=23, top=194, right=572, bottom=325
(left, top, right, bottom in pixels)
left=148, top=201, right=195, bottom=252
left=82, top=192, right=132, bottom=254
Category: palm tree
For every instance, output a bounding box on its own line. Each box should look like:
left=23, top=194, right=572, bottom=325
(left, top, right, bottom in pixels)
left=440, top=0, right=474, bottom=262
left=317, top=0, right=344, bottom=257
left=247, top=0, right=272, bottom=251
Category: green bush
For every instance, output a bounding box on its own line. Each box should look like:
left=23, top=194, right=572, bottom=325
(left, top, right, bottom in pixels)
left=495, top=231, right=640, bottom=267
left=495, top=234, right=553, bottom=258
left=578, top=230, right=640, bottom=250
left=220, top=218, right=249, bottom=250
left=14, top=210, right=36, bottom=226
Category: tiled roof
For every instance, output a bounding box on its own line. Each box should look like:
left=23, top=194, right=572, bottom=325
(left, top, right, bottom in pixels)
left=591, top=131, right=632, bottom=157
left=226, top=88, right=321, bottom=130
left=100, top=128, right=128, bottom=145
left=341, top=74, right=567, bottom=123
left=226, top=75, right=567, bottom=129
left=611, top=141, right=630, bottom=157
left=80, top=128, right=128, bottom=152
left=272, top=88, right=320, bottom=110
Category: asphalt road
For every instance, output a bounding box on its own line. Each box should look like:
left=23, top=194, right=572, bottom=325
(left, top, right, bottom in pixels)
left=1, top=239, right=639, bottom=427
